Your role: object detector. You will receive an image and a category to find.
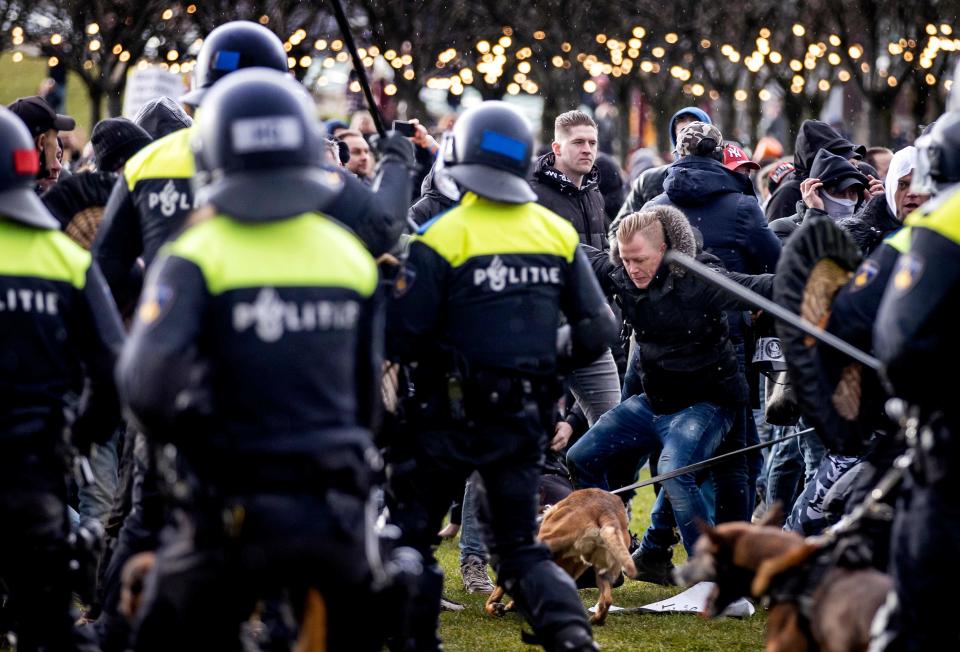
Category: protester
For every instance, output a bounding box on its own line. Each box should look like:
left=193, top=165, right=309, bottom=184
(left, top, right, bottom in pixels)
left=618, top=106, right=712, bottom=218
left=568, top=206, right=773, bottom=561
left=838, top=146, right=929, bottom=255
left=765, top=120, right=862, bottom=222
left=6, top=95, right=76, bottom=194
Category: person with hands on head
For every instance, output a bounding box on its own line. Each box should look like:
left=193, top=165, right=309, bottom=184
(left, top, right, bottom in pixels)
left=770, top=148, right=869, bottom=242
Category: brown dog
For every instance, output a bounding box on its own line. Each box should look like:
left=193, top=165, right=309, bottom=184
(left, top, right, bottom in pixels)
left=485, top=488, right=637, bottom=625
left=676, top=506, right=892, bottom=652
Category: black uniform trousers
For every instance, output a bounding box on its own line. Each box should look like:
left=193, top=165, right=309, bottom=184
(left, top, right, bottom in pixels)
left=387, top=406, right=590, bottom=651
left=132, top=449, right=382, bottom=652
left=0, top=448, right=99, bottom=652
left=890, top=419, right=960, bottom=651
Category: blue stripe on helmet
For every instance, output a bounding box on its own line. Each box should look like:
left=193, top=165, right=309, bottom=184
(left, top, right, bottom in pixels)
left=480, top=130, right=526, bottom=161
left=213, top=50, right=241, bottom=72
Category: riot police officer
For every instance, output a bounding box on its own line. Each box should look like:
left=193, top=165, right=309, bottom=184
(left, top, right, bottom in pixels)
left=386, top=101, right=617, bottom=652
left=873, top=112, right=960, bottom=652
left=0, top=105, right=124, bottom=650
left=94, top=20, right=412, bottom=311
left=117, top=69, right=385, bottom=651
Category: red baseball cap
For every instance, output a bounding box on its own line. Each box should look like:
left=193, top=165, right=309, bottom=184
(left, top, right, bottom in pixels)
left=722, top=143, right=761, bottom=172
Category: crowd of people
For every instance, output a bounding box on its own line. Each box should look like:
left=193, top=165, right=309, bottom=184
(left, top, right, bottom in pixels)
left=1, top=17, right=958, bottom=652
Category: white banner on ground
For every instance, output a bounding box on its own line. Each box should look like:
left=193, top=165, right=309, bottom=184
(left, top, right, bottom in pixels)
left=588, top=582, right=755, bottom=618
left=122, top=67, right=185, bottom=119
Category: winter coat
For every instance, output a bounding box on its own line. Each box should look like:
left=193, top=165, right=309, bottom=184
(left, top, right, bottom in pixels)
left=644, top=155, right=781, bottom=275
left=586, top=207, right=774, bottom=414
left=837, top=194, right=901, bottom=256
left=408, top=165, right=456, bottom=227
left=41, top=171, right=118, bottom=252
left=617, top=164, right=669, bottom=220
left=529, top=153, right=609, bottom=250
left=765, top=120, right=859, bottom=222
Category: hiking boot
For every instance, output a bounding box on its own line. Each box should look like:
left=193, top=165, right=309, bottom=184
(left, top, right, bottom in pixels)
left=460, top=555, right=495, bottom=594
left=630, top=548, right=676, bottom=586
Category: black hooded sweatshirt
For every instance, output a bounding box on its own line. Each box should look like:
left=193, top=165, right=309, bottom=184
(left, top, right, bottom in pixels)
left=765, top=120, right=859, bottom=223
left=769, top=149, right=868, bottom=241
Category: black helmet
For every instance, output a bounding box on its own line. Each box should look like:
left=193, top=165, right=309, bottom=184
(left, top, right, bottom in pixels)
left=191, top=68, right=342, bottom=222
left=442, top=100, right=537, bottom=204
left=180, top=21, right=288, bottom=107
left=913, top=110, right=960, bottom=195
left=0, top=105, right=58, bottom=228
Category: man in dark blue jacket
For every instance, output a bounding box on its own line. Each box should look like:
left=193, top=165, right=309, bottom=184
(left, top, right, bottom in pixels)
left=645, top=122, right=781, bottom=275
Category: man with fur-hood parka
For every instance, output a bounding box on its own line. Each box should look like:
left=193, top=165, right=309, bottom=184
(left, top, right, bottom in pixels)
left=568, top=205, right=774, bottom=556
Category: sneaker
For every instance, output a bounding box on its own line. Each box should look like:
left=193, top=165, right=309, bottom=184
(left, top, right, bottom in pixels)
left=460, top=555, right=495, bottom=594
left=630, top=548, right=676, bottom=586
left=440, top=595, right=465, bottom=612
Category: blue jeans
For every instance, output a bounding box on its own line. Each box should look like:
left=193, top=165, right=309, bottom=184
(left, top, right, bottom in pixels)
left=764, top=425, right=804, bottom=510
left=621, top=345, right=643, bottom=402
left=567, top=394, right=733, bottom=555
left=458, top=472, right=487, bottom=563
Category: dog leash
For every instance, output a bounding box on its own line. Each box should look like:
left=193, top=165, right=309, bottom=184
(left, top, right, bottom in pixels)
left=609, top=427, right=814, bottom=495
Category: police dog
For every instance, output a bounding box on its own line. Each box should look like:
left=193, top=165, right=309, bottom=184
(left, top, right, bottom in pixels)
left=676, top=506, right=892, bottom=652
left=485, top=488, right=637, bottom=625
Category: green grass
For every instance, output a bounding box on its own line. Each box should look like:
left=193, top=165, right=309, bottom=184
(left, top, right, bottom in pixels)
left=435, top=482, right=767, bottom=651
left=0, top=52, right=102, bottom=138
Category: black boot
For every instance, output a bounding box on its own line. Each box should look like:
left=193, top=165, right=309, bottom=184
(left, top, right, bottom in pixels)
left=630, top=547, right=676, bottom=586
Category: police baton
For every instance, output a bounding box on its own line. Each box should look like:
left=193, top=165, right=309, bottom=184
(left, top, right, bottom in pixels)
left=663, top=250, right=883, bottom=372
left=328, top=0, right=387, bottom=138
left=610, top=427, right=813, bottom=495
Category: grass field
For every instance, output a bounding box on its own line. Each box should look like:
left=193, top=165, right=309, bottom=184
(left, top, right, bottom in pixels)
left=0, top=52, right=103, bottom=138
left=434, top=482, right=766, bottom=651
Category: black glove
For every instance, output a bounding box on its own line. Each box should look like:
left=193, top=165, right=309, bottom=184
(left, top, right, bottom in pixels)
left=375, top=130, right=416, bottom=168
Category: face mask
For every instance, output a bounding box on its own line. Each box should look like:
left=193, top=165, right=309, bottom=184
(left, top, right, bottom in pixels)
left=820, top=190, right=857, bottom=219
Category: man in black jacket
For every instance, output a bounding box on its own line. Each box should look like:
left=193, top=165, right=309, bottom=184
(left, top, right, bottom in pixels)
left=529, top=110, right=621, bottom=431
left=529, top=110, right=608, bottom=250
left=567, top=205, right=773, bottom=559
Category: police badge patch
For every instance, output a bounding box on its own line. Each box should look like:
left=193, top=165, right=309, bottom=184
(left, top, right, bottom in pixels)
left=138, top=283, right=174, bottom=324
left=392, top=264, right=416, bottom=298
left=850, top=259, right=879, bottom=292
left=893, top=254, right=924, bottom=292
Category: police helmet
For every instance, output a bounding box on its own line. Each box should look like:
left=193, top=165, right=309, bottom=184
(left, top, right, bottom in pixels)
left=191, top=68, right=343, bottom=222
left=912, top=111, right=960, bottom=195
left=0, top=105, right=59, bottom=228
left=442, top=101, right=537, bottom=204
left=180, top=21, right=288, bottom=107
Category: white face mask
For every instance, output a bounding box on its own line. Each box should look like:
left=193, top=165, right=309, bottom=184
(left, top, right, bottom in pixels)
left=820, top=190, right=858, bottom=219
